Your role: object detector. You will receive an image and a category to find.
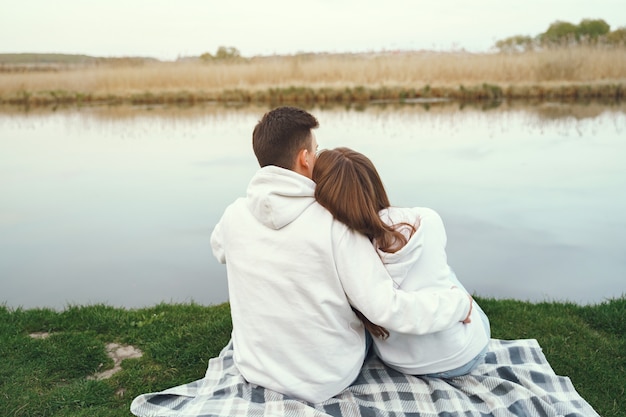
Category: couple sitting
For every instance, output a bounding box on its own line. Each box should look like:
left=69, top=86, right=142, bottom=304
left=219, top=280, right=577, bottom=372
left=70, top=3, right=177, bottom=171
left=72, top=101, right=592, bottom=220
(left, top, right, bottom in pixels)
left=210, top=106, right=491, bottom=403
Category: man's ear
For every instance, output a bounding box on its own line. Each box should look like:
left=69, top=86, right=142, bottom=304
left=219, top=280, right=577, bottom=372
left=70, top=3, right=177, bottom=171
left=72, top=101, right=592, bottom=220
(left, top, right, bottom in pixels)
left=301, top=148, right=311, bottom=168
left=297, top=148, right=310, bottom=169
left=293, top=148, right=311, bottom=177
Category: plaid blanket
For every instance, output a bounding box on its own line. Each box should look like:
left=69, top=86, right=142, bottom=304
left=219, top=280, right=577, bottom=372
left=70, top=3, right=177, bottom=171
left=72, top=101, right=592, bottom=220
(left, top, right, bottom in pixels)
left=131, top=338, right=599, bottom=417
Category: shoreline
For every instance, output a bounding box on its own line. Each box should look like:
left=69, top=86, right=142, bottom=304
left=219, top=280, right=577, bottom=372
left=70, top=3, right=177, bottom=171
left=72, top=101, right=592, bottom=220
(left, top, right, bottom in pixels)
left=3, top=48, right=625, bottom=107
left=3, top=82, right=624, bottom=107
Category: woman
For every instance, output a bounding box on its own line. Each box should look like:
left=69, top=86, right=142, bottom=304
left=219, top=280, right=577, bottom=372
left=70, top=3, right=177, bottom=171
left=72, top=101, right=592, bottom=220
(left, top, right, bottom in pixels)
left=312, top=147, right=491, bottom=378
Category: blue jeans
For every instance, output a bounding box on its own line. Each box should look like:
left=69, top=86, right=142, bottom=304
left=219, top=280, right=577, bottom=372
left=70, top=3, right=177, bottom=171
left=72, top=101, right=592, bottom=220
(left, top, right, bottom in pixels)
left=424, top=342, right=488, bottom=379
left=424, top=272, right=491, bottom=379
left=365, top=330, right=373, bottom=357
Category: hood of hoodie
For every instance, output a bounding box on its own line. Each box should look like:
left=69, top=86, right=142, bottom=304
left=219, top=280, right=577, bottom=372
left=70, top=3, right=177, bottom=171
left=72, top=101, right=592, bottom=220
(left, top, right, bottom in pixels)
left=246, top=166, right=316, bottom=230
left=376, top=207, right=424, bottom=287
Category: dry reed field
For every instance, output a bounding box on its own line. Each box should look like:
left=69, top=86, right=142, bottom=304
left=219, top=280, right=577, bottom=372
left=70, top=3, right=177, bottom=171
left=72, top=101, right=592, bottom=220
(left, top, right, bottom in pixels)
left=1, top=46, right=625, bottom=105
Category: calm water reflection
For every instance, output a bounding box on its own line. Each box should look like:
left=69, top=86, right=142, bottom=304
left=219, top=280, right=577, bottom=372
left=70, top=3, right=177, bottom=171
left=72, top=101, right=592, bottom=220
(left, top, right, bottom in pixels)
left=1, top=102, right=624, bottom=309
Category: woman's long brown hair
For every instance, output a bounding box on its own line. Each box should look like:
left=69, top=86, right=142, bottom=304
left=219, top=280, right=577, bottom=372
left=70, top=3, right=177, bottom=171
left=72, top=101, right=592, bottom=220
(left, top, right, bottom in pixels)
left=313, top=147, right=414, bottom=253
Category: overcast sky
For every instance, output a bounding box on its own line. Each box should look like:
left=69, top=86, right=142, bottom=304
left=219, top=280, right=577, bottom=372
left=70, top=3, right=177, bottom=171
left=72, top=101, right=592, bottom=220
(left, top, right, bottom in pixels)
left=1, top=0, right=624, bottom=60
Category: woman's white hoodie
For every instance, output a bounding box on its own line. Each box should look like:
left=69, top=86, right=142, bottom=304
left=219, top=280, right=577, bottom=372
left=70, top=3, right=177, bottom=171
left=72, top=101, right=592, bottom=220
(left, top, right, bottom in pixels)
left=374, top=207, right=490, bottom=374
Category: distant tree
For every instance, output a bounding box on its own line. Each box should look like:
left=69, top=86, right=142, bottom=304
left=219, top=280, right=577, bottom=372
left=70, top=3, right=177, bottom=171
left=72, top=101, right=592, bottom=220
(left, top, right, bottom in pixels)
left=605, top=27, right=626, bottom=45
left=215, top=46, right=241, bottom=60
left=200, top=46, right=242, bottom=62
left=495, top=35, right=535, bottom=52
left=540, top=20, right=578, bottom=45
left=576, top=19, right=610, bottom=42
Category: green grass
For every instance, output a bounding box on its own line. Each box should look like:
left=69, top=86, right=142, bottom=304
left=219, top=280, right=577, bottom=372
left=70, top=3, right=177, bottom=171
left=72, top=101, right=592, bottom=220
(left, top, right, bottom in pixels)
left=1, top=297, right=624, bottom=417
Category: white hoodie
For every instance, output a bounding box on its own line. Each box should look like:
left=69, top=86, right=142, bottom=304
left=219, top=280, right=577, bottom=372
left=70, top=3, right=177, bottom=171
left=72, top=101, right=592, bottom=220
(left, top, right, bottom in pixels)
left=211, top=166, right=470, bottom=403
left=374, top=207, right=490, bottom=375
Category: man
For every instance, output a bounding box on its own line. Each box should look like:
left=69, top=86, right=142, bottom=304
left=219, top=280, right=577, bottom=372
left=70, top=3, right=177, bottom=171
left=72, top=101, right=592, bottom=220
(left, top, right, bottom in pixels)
left=210, top=106, right=471, bottom=403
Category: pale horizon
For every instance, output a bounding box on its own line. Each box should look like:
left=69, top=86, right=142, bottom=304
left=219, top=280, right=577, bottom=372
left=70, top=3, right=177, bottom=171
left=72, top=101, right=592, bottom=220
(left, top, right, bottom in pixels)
left=1, top=0, right=625, bottom=61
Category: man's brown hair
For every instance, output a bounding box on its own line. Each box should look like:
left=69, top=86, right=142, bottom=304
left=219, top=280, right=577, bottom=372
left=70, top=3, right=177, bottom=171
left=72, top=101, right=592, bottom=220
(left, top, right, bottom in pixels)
left=252, top=106, right=319, bottom=169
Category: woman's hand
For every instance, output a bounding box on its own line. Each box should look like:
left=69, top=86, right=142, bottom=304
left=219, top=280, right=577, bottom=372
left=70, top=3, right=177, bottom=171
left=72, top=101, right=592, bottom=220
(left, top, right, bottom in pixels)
left=353, top=308, right=389, bottom=339
left=462, top=294, right=473, bottom=324
left=451, top=286, right=473, bottom=324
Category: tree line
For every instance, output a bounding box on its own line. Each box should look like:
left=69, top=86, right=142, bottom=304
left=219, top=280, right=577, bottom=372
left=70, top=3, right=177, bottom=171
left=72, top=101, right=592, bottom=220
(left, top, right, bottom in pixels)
left=495, top=19, right=626, bottom=52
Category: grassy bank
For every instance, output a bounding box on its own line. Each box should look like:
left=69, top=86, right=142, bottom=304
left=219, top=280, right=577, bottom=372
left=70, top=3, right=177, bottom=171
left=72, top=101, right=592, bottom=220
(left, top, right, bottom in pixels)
left=1, top=47, right=625, bottom=106
left=1, top=297, right=624, bottom=417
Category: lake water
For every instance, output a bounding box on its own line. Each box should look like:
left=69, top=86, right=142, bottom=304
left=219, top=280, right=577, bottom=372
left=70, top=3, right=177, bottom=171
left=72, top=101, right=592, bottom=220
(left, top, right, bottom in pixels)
left=1, top=102, right=625, bottom=310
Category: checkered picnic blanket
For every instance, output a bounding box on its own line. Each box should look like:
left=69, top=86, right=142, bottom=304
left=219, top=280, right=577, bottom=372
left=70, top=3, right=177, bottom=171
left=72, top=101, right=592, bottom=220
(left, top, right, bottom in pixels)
left=130, top=338, right=599, bottom=417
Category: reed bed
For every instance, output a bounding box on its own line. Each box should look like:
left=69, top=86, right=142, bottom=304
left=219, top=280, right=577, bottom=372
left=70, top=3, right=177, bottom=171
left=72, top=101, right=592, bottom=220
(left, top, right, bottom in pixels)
left=2, top=46, right=625, bottom=106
